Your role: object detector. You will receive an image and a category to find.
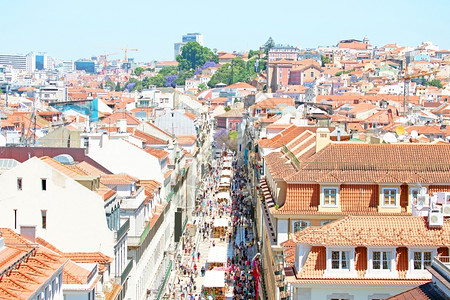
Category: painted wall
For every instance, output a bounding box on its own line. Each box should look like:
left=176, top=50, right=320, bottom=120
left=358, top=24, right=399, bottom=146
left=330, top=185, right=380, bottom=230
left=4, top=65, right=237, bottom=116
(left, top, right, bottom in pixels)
left=0, top=157, right=114, bottom=256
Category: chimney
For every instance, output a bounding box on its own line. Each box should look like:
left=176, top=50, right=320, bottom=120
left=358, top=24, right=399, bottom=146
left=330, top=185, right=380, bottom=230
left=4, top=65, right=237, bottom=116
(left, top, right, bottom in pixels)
left=117, top=119, right=127, bottom=133
left=100, top=132, right=108, bottom=148
left=20, top=225, right=36, bottom=243
left=316, top=128, right=330, bottom=153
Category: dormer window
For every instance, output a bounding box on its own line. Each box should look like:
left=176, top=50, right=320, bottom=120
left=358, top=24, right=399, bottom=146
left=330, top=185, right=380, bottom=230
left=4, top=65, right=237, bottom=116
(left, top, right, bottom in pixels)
left=322, top=187, right=338, bottom=207
left=332, top=251, right=350, bottom=270
left=413, top=251, right=432, bottom=270
left=381, top=187, right=398, bottom=207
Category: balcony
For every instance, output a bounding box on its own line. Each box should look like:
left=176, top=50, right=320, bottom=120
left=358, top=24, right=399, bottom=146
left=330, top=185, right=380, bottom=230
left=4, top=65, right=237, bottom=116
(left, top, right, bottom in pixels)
left=432, top=256, right=450, bottom=282
left=114, top=218, right=130, bottom=242
left=121, top=260, right=133, bottom=285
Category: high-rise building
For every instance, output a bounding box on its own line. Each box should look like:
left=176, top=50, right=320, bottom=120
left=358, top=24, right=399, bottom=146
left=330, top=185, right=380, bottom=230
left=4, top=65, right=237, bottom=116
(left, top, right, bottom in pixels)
left=0, top=52, right=35, bottom=72
left=75, top=60, right=95, bottom=74
left=174, top=33, right=203, bottom=59
left=35, top=53, right=48, bottom=70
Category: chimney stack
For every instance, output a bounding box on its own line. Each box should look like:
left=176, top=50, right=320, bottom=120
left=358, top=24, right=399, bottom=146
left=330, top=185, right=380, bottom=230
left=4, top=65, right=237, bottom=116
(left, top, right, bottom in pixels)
left=20, top=225, right=36, bottom=243
left=316, top=128, right=331, bottom=153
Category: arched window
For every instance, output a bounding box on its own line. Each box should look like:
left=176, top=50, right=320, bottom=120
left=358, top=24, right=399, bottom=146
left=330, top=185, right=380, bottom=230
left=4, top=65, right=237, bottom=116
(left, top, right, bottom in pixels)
left=293, top=220, right=310, bottom=233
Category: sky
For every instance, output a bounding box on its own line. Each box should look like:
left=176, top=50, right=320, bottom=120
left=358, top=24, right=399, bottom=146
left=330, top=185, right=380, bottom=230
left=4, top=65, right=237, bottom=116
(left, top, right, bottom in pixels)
left=2, top=0, right=450, bottom=62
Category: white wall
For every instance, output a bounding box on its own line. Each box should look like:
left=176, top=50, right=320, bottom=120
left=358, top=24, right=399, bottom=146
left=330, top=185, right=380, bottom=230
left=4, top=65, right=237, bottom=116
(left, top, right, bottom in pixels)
left=293, top=286, right=415, bottom=300
left=0, top=157, right=115, bottom=256
left=277, top=219, right=288, bottom=244
left=87, top=139, right=164, bottom=191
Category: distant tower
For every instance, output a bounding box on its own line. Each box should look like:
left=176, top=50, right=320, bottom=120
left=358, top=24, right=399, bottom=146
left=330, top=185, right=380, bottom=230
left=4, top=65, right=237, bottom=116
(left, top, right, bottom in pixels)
left=363, top=36, right=369, bottom=44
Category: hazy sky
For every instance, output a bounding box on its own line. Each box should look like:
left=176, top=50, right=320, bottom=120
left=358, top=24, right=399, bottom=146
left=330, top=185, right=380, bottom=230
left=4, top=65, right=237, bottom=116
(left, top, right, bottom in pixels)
left=2, top=0, right=449, bottom=62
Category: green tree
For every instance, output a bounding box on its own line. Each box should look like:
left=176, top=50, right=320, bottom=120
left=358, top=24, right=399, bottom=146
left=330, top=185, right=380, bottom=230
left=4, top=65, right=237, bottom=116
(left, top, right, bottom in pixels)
left=224, top=105, right=231, bottom=112
left=425, top=79, right=443, bottom=89
left=321, top=55, right=331, bottom=67
left=104, top=80, right=115, bottom=90
left=148, top=74, right=165, bottom=87
left=115, top=82, right=121, bottom=91
left=248, top=49, right=261, bottom=59
left=176, top=42, right=218, bottom=71
left=176, top=70, right=194, bottom=86
left=134, top=67, right=144, bottom=76
left=197, top=83, right=208, bottom=93
left=264, top=37, right=275, bottom=54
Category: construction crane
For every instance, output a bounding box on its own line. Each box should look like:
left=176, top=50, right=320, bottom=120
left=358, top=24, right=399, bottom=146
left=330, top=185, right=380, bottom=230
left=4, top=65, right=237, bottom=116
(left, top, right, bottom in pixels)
left=98, top=52, right=119, bottom=72
left=398, top=67, right=439, bottom=116
left=120, top=47, right=138, bottom=62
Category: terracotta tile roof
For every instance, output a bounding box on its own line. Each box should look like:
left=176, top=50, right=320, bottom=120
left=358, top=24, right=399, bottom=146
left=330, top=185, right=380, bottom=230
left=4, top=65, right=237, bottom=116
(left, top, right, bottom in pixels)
left=104, top=282, right=123, bottom=300
left=224, top=82, right=256, bottom=89
left=138, top=180, right=161, bottom=198
left=63, top=260, right=91, bottom=284
left=176, top=135, right=197, bottom=145
left=251, top=98, right=295, bottom=109
left=387, top=282, right=448, bottom=300
left=99, top=174, right=138, bottom=185
left=184, top=112, right=198, bottom=120
left=144, top=147, right=169, bottom=160
left=133, top=129, right=168, bottom=145
left=75, top=161, right=107, bottom=177
left=101, top=111, right=141, bottom=126
left=292, top=216, right=450, bottom=247
left=215, top=109, right=245, bottom=118
left=0, top=229, right=67, bottom=300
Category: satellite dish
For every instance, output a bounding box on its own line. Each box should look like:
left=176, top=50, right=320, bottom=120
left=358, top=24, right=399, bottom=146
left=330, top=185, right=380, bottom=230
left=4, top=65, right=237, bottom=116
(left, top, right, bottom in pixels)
left=416, top=200, right=424, bottom=210
left=383, top=132, right=397, bottom=143
left=395, top=126, right=406, bottom=136
left=411, top=130, right=419, bottom=139
left=0, top=134, right=6, bottom=147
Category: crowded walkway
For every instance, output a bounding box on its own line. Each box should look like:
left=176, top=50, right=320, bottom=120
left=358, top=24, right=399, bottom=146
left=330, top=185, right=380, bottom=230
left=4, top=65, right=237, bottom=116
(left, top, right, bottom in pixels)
left=163, top=150, right=260, bottom=300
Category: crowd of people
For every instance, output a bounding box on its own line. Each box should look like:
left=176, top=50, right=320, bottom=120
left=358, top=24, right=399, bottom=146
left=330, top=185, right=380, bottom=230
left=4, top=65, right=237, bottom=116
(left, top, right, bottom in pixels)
left=164, top=151, right=260, bottom=300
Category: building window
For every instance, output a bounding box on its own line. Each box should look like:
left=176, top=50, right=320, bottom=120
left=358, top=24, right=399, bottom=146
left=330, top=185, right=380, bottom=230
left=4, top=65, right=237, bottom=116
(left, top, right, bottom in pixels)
left=414, top=251, right=432, bottom=270
left=322, top=187, right=338, bottom=206
left=311, top=71, right=314, bottom=77
left=321, top=220, right=333, bottom=226
left=17, top=178, right=22, bottom=190
left=41, top=179, right=47, bottom=191
left=13, top=209, right=17, bottom=229
left=382, top=188, right=397, bottom=206
left=373, top=251, right=391, bottom=270
left=41, top=210, right=47, bottom=229
left=331, top=251, right=350, bottom=269
left=293, top=220, right=310, bottom=233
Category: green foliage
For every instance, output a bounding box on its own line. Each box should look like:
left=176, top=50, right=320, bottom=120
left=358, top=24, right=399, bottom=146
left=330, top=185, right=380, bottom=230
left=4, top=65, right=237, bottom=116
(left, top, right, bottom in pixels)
left=321, top=55, right=331, bottom=67
left=264, top=37, right=275, bottom=54
left=275, top=204, right=279, bottom=210
left=159, top=66, right=178, bottom=76
left=335, top=68, right=355, bottom=76
left=228, top=130, right=238, bottom=139
left=248, top=49, right=261, bottom=59
left=148, top=75, right=165, bottom=87
left=115, top=82, right=121, bottom=91
left=425, top=79, right=443, bottom=89
left=134, top=67, right=144, bottom=76
left=224, top=105, right=231, bottom=112
left=207, top=56, right=260, bottom=88
left=197, top=83, right=208, bottom=93
left=176, top=42, right=218, bottom=71
left=104, top=80, right=115, bottom=90
left=176, top=70, right=194, bottom=86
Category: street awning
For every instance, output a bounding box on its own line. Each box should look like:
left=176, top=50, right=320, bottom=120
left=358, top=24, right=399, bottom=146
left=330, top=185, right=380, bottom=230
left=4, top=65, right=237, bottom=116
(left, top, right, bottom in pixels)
left=203, top=271, right=225, bottom=288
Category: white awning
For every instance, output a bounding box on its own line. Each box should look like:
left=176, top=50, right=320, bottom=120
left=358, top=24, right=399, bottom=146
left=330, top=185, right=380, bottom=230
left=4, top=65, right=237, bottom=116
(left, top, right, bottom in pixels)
left=220, top=169, right=232, bottom=177
left=207, top=246, right=227, bottom=263
left=220, top=177, right=231, bottom=184
left=217, top=191, right=231, bottom=200
left=214, top=218, right=229, bottom=228
left=203, top=271, right=225, bottom=288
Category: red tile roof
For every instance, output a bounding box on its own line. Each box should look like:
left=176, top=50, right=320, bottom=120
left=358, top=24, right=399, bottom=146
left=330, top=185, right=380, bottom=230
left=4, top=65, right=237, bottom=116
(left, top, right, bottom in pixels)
left=251, top=98, right=295, bottom=109
left=292, top=215, right=450, bottom=247
left=133, top=129, right=168, bottom=145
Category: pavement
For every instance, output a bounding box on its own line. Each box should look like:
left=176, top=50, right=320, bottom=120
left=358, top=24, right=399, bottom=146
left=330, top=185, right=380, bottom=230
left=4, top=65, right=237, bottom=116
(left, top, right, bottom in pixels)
left=160, top=156, right=257, bottom=300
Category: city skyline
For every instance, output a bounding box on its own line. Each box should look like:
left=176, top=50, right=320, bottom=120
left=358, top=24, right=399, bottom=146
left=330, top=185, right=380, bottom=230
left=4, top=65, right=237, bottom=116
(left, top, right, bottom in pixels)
left=2, top=0, right=450, bottom=62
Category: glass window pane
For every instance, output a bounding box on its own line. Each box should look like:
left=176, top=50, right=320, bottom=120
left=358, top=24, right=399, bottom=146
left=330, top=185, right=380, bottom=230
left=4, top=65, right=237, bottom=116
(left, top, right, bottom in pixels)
left=424, top=252, right=432, bottom=267
left=332, top=251, right=340, bottom=269
left=414, top=252, right=422, bottom=270
left=342, top=251, right=349, bottom=269
left=373, top=251, right=380, bottom=269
